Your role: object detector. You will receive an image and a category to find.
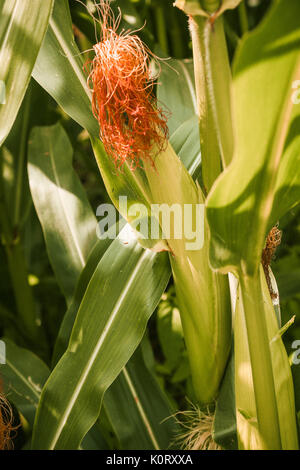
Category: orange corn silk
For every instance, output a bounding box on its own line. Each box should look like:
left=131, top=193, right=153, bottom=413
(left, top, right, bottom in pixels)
left=86, top=2, right=168, bottom=168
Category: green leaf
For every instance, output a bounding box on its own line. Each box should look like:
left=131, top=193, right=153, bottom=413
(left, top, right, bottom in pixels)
left=32, top=227, right=170, bottom=449
left=206, top=0, right=300, bottom=276
left=158, top=59, right=197, bottom=135
left=291, top=361, right=300, bottom=418
left=51, top=221, right=125, bottom=366
left=0, top=83, right=33, bottom=230
left=170, top=116, right=201, bottom=179
left=32, top=0, right=97, bottom=138
left=270, top=122, right=300, bottom=224
left=53, top=227, right=176, bottom=450
left=28, top=120, right=174, bottom=451
left=0, top=338, right=49, bottom=427
left=52, top=220, right=176, bottom=450
left=276, top=267, right=300, bottom=301
left=104, top=347, right=177, bottom=450
left=158, top=58, right=201, bottom=180
left=80, top=422, right=109, bottom=450
left=157, top=287, right=184, bottom=373
left=28, top=123, right=97, bottom=304
left=0, top=0, right=53, bottom=146
left=213, top=347, right=238, bottom=450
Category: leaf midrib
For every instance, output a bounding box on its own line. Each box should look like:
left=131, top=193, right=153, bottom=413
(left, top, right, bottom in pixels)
left=0, top=0, right=20, bottom=67
left=48, top=134, right=86, bottom=268
left=4, top=357, right=41, bottom=402
left=122, top=367, right=160, bottom=450
left=47, top=248, right=151, bottom=449
left=49, top=16, right=92, bottom=102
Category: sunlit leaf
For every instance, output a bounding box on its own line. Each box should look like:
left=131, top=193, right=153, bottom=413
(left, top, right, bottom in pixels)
left=28, top=123, right=97, bottom=303
left=32, top=226, right=170, bottom=449
left=0, top=0, right=53, bottom=146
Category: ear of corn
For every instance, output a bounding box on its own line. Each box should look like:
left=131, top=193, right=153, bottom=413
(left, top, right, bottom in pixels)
left=93, top=126, right=232, bottom=405
left=143, top=142, right=232, bottom=404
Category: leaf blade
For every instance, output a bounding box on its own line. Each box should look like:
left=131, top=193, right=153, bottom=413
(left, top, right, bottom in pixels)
left=32, top=228, right=170, bottom=449
left=28, top=123, right=97, bottom=303
left=0, top=0, right=53, bottom=145
left=0, top=338, right=49, bottom=426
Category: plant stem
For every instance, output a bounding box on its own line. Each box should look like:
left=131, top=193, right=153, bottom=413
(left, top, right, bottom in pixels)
left=4, top=240, right=38, bottom=340
left=189, top=15, right=234, bottom=191
left=224, top=16, right=240, bottom=49
left=0, top=161, right=46, bottom=355
left=238, top=1, right=248, bottom=35
left=169, top=7, right=185, bottom=58
left=239, top=270, right=281, bottom=449
left=13, top=86, right=31, bottom=227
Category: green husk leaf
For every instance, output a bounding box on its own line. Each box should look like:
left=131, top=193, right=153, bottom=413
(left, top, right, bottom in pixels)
left=175, top=0, right=242, bottom=18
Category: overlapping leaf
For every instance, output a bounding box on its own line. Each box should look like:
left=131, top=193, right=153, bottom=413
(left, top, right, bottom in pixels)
left=32, top=225, right=170, bottom=449
left=104, top=347, right=177, bottom=450
left=50, top=214, right=176, bottom=450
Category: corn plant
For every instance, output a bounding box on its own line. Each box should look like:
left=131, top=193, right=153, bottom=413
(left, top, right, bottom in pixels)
left=0, top=0, right=300, bottom=451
